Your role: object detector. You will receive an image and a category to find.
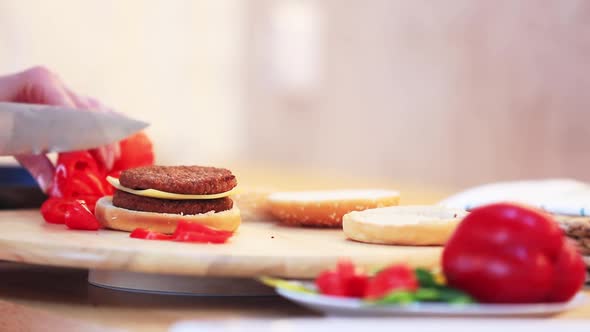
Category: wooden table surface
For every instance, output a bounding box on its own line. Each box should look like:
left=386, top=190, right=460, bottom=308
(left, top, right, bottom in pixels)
left=1, top=165, right=589, bottom=331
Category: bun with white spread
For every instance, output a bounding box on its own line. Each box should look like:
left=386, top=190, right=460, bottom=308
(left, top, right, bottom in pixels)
left=343, top=205, right=468, bottom=245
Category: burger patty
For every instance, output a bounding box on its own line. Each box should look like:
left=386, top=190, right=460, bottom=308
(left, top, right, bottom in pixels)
left=120, top=165, right=237, bottom=195
left=112, top=190, right=233, bottom=215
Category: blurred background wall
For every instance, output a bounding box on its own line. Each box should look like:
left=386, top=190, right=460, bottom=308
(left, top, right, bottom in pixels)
left=0, top=0, right=588, bottom=192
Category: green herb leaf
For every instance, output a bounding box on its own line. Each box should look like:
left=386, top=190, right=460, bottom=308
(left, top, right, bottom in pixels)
left=367, top=286, right=475, bottom=306
left=415, top=268, right=438, bottom=288
left=414, top=288, right=441, bottom=301
left=371, top=291, right=416, bottom=305
left=436, top=287, right=475, bottom=304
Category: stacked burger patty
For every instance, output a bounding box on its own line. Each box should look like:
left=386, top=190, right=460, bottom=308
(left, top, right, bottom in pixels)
left=113, top=166, right=237, bottom=215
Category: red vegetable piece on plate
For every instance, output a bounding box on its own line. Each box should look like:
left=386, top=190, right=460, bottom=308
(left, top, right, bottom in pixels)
left=316, top=270, right=348, bottom=296
left=40, top=198, right=76, bottom=224
left=130, top=228, right=173, bottom=240
left=64, top=200, right=101, bottom=230
left=442, top=202, right=586, bottom=303
left=336, top=260, right=369, bottom=297
left=364, top=264, right=418, bottom=299
left=315, top=260, right=369, bottom=298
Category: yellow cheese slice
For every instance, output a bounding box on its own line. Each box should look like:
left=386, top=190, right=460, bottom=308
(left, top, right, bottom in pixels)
left=106, top=176, right=238, bottom=200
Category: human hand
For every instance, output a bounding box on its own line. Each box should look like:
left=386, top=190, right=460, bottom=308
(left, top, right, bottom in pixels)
left=0, top=66, right=120, bottom=193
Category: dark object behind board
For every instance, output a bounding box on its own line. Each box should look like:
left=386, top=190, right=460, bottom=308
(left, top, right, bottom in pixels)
left=0, top=166, right=46, bottom=209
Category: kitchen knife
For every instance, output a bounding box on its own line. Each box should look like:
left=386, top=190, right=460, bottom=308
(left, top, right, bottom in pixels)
left=0, top=102, right=149, bottom=156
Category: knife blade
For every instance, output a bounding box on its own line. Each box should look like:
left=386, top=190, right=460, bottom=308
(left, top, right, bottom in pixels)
left=0, top=102, right=149, bottom=156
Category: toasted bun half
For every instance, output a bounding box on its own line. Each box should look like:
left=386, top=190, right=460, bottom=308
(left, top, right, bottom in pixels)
left=343, top=205, right=468, bottom=245
left=267, top=189, right=400, bottom=227
left=95, top=196, right=241, bottom=234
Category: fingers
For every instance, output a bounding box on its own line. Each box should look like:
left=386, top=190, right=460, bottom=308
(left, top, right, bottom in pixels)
left=14, top=154, right=55, bottom=194
left=84, top=96, right=102, bottom=110
left=14, top=66, right=76, bottom=107
left=2, top=67, right=75, bottom=192
left=64, top=87, right=89, bottom=110
left=5, top=66, right=122, bottom=184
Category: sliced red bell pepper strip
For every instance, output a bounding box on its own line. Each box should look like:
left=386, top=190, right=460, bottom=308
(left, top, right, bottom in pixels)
left=51, top=151, right=110, bottom=198
left=40, top=198, right=76, bottom=224
left=39, top=131, right=155, bottom=232
left=112, top=132, right=155, bottom=172
left=172, top=221, right=234, bottom=244
left=129, top=222, right=233, bottom=244
left=173, top=231, right=232, bottom=244
left=71, top=194, right=101, bottom=213
left=172, top=221, right=233, bottom=238
left=130, top=228, right=173, bottom=240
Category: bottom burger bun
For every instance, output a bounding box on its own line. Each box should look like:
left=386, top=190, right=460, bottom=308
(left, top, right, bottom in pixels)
left=95, top=196, right=241, bottom=234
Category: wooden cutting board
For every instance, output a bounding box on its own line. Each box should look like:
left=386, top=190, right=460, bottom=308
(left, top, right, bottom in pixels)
left=0, top=209, right=441, bottom=278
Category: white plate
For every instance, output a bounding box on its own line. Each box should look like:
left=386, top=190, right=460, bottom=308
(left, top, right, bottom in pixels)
left=171, top=319, right=590, bottom=332
left=277, top=286, right=587, bottom=317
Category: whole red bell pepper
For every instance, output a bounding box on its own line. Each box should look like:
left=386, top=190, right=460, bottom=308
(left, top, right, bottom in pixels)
left=442, top=202, right=586, bottom=303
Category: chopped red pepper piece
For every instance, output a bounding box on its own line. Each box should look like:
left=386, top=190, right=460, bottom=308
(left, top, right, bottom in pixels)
left=64, top=200, right=102, bottom=230
left=315, top=260, right=369, bottom=297
left=173, top=221, right=233, bottom=238
left=130, top=228, right=173, bottom=240
left=71, top=194, right=102, bottom=213
left=129, top=222, right=234, bottom=244
left=39, top=131, right=155, bottom=231
left=112, top=132, right=155, bottom=171
left=173, top=231, right=232, bottom=244
left=364, top=265, right=418, bottom=299
left=40, top=198, right=76, bottom=224
left=316, top=270, right=348, bottom=296
left=50, top=151, right=111, bottom=199
left=172, top=221, right=234, bottom=244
